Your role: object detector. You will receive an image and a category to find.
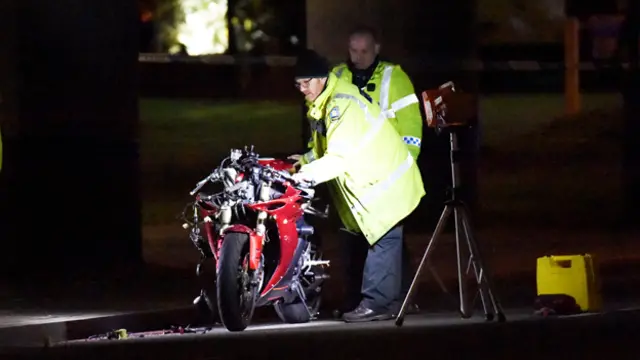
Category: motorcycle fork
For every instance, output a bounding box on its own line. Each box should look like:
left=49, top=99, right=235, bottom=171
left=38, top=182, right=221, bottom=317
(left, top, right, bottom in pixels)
left=250, top=181, right=271, bottom=270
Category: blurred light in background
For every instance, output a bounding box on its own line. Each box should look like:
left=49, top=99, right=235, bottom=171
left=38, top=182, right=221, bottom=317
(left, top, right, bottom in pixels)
left=540, top=0, right=565, bottom=20
left=478, top=0, right=566, bottom=43
left=174, top=0, right=229, bottom=55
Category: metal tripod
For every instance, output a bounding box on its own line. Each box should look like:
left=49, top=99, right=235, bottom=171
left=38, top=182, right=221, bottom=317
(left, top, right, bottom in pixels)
left=395, top=128, right=506, bottom=326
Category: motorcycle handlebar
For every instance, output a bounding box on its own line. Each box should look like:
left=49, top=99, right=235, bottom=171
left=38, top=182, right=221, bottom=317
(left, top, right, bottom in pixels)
left=189, top=171, right=220, bottom=196
left=261, top=167, right=315, bottom=189
left=188, top=158, right=315, bottom=197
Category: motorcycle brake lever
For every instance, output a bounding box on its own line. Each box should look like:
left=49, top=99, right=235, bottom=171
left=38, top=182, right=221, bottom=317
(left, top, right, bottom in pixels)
left=304, top=204, right=328, bottom=218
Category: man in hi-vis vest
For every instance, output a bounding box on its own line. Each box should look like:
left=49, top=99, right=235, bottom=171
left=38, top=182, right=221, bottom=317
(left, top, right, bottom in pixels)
left=331, top=25, right=423, bottom=318
left=293, top=25, right=422, bottom=165
left=291, top=49, right=425, bottom=322
left=332, top=25, right=423, bottom=159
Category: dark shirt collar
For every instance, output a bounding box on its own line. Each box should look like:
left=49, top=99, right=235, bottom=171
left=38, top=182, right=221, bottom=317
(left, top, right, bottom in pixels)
left=347, top=56, right=380, bottom=88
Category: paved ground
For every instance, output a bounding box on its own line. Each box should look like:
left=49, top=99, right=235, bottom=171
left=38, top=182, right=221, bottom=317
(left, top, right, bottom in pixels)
left=4, top=305, right=640, bottom=360
left=3, top=225, right=640, bottom=355
left=0, top=264, right=204, bottom=346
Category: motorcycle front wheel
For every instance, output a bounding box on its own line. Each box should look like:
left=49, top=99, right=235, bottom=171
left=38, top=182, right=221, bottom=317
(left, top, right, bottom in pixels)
left=216, top=232, right=259, bottom=331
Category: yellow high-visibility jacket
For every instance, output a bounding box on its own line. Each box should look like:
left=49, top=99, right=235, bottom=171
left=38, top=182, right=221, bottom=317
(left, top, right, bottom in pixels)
left=332, top=61, right=423, bottom=159
left=298, top=73, right=425, bottom=245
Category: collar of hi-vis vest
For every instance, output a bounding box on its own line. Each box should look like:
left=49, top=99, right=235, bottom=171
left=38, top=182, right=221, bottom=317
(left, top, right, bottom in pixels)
left=308, top=73, right=339, bottom=121
left=347, top=57, right=380, bottom=88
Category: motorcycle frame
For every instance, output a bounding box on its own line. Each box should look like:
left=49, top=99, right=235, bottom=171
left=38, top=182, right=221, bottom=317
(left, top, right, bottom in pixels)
left=196, top=158, right=315, bottom=307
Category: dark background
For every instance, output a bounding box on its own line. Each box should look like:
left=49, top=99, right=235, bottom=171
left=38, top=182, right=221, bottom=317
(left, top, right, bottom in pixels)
left=0, top=0, right=141, bottom=276
left=0, top=0, right=637, bottom=278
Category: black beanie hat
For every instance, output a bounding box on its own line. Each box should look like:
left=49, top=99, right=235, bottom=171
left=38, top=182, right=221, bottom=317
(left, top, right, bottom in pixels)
left=295, top=49, right=330, bottom=79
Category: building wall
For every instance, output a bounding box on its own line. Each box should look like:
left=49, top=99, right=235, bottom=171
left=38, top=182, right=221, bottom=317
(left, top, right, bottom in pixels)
left=306, top=0, right=477, bottom=67
left=0, top=0, right=142, bottom=274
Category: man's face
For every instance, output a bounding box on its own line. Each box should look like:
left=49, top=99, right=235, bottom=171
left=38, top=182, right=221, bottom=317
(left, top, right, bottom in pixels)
left=348, top=33, right=380, bottom=70
left=296, top=77, right=327, bottom=102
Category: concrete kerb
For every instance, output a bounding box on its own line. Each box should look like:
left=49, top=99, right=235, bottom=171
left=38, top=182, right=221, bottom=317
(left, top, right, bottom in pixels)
left=0, top=306, right=198, bottom=348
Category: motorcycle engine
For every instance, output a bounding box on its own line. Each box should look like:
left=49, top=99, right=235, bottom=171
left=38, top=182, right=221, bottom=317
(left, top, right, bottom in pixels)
left=221, top=168, right=238, bottom=188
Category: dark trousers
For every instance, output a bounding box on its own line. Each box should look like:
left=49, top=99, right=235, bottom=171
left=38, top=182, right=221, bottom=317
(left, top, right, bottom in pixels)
left=341, top=224, right=412, bottom=312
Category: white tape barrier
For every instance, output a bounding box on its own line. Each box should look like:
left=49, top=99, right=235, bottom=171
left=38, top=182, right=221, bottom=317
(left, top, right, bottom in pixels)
left=138, top=53, right=636, bottom=71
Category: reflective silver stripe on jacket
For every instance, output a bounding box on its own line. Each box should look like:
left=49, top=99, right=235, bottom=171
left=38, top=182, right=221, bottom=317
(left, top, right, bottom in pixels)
left=382, top=93, right=420, bottom=118
left=379, top=65, right=394, bottom=111
left=351, top=152, right=414, bottom=212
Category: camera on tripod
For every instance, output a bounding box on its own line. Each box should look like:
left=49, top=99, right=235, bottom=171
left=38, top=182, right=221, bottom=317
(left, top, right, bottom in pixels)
left=395, top=80, right=506, bottom=326
left=421, top=81, right=477, bottom=132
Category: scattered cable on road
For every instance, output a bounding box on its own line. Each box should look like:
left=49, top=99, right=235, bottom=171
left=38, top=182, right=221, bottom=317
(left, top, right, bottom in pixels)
left=82, top=325, right=214, bottom=341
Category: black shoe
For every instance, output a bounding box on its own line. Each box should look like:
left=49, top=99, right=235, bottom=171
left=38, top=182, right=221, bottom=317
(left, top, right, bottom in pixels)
left=342, top=304, right=393, bottom=323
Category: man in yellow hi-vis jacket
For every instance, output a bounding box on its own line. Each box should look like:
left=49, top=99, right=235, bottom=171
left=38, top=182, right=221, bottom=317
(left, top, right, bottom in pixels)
left=333, top=25, right=423, bottom=159
left=290, top=49, right=425, bottom=322
left=292, top=26, right=422, bottom=165
left=292, top=26, right=424, bottom=318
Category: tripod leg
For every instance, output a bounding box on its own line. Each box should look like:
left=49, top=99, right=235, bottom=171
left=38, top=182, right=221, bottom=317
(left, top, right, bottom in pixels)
left=395, top=206, right=452, bottom=326
left=466, top=245, right=492, bottom=320
left=454, top=207, right=472, bottom=318
left=460, top=211, right=500, bottom=321
left=459, top=219, right=491, bottom=319
left=459, top=207, right=506, bottom=322
left=463, top=252, right=491, bottom=319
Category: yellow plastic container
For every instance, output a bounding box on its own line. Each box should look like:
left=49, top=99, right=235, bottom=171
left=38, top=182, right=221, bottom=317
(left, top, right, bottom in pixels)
left=536, top=254, right=602, bottom=312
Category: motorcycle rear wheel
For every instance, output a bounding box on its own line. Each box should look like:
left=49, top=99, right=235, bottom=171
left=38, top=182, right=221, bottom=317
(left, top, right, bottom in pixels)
left=216, top=232, right=258, bottom=331
left=274, top=291, right=322, bottom=324
left=274, top=246, right=325, bottom=324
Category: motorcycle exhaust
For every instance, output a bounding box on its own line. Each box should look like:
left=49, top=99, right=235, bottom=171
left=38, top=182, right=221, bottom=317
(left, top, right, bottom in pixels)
left=304, top=273, right=330, bottom=296
left=298, top=224, right=314, bottom=236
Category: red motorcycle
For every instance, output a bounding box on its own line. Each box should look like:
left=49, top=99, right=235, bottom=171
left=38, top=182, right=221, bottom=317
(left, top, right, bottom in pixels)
left=181, top=147, right=329, bottom=332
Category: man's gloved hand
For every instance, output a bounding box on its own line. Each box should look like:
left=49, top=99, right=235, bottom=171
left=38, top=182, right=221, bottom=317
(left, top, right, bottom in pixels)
left=291, top=171, right=313, bottom=186
left=287, top=154, right=303, bottom=167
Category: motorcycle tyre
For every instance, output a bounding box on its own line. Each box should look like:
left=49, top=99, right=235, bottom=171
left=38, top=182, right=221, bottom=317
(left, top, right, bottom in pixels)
left=274, top=292, right=322, bottom=324
left=217, top=232, right=255, bottom=332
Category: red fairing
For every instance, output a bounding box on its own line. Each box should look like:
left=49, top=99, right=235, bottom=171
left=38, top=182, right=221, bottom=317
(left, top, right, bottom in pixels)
left=247, top=185, right=304, bottom=296
left=197, top=200, right=219, bottom=261
left=257, top=158, right=295, bottom=173
left=263, top=216, right=298, bottom=296
left=204, top=222, right=218, bottom=260
left=224, top=223, right=253, bottom=234
left=196, top=194, right=218, bottom=217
